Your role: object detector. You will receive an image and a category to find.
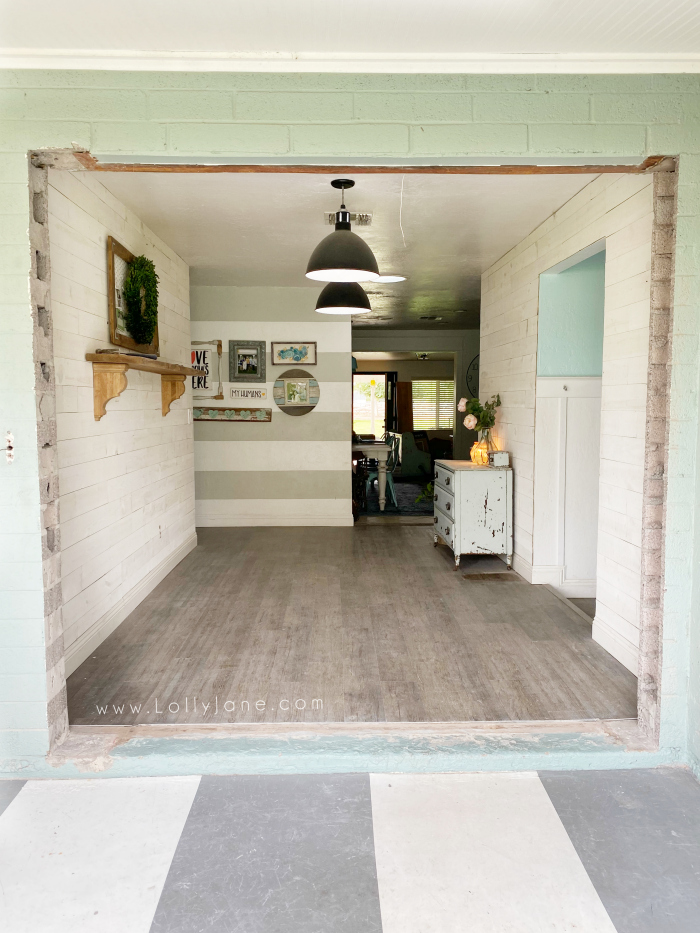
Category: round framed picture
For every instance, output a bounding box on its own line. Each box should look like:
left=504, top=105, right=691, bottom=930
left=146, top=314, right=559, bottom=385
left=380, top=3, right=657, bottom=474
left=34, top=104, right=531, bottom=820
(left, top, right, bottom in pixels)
left=273, top=368, right=320, bottom=416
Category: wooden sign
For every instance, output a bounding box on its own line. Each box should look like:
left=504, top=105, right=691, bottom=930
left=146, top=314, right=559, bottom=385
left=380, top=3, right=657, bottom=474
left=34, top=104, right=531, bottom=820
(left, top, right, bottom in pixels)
left=193, top=407, right=271, bottom=422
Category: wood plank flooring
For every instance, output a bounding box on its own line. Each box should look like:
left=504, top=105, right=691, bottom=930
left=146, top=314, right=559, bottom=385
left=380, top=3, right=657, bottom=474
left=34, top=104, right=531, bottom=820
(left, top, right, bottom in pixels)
left=67, top=526, right=638, bottom=725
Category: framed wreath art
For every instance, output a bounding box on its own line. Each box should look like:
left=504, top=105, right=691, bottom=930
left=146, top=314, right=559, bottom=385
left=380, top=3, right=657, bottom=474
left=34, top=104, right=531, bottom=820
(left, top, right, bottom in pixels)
left=107, top=236, right=160, bottom=355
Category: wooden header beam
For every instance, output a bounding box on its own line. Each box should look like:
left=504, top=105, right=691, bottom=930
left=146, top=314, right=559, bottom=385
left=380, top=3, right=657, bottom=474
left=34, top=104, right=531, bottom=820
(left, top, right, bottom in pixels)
left=71, top=151, right=669, bottom=175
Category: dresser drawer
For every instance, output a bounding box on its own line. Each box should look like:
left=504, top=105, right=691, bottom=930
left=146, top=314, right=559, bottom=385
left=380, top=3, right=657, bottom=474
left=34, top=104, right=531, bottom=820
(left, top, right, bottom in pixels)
left=434, top=485, right=455, bottom=518
left=434, top=512, right=455, bottom=548
left=434, top=464, right=454, bottom=491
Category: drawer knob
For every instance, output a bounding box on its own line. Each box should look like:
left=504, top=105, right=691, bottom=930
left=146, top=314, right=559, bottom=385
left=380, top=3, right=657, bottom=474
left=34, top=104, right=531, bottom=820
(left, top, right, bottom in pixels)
left=445, top=477, right=450, bottom=485
left=446, top=502, right=451, bottom=511
left=434, top=470, right=438, bottom=479
left=433, top=516, right=438, bottom=524
left=434, top=494, right=438, bottom=501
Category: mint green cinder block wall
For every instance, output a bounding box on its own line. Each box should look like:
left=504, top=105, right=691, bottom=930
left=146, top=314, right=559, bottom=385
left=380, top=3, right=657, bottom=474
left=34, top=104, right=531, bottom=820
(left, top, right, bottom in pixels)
left=1, top=71, right=700, bottom=775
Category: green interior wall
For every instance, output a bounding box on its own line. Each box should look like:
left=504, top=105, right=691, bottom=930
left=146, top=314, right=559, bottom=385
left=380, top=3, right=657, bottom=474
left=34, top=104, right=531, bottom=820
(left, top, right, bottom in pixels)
left=2, top=72, right=700, bottom=776
left=538, top=251, right=606, bottom=377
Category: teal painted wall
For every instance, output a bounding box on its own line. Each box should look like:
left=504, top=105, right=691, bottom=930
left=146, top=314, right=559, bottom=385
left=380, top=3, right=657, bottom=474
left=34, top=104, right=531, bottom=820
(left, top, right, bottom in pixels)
left=537, top=252, right=606, bottom=377
left=1, top=72, right=700, bottom=775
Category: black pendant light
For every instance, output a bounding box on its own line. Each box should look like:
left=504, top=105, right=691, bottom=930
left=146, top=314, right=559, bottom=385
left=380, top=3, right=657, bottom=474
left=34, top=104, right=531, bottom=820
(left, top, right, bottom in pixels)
left=315, top=281, right=372, bottom=315
left=306, top=179, right=380, bottom=283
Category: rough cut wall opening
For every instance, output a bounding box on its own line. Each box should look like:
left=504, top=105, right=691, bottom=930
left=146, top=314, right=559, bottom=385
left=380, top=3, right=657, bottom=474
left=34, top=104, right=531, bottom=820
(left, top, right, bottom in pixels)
left=28, top=149, right=675, bottom=752
left=28, top=157, right=68, bottom=750
left=638, top=169, right=677, bottom=741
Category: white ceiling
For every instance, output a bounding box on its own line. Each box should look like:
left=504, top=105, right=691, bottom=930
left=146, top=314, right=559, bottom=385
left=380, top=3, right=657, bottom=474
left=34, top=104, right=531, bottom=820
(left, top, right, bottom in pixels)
left=97, top=170, right=597, bottom=328
left=2, top=0, right=700, bottom=71
left=354, top=352, right=455, bottom=361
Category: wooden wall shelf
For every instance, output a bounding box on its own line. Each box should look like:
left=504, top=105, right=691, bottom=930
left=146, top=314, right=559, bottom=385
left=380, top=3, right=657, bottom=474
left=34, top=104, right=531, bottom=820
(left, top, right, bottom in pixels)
left=86, top=353, right=199, bottom=420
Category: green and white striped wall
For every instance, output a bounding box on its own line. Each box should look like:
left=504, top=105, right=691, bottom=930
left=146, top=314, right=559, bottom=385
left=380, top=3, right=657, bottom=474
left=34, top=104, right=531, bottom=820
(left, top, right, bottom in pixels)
left=191, top=286, right=352, bottom=526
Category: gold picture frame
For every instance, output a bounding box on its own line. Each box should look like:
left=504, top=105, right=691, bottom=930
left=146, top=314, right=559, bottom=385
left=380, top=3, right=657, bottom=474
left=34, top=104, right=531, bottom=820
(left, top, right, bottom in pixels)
left=107, top=235, right=159, bottom=355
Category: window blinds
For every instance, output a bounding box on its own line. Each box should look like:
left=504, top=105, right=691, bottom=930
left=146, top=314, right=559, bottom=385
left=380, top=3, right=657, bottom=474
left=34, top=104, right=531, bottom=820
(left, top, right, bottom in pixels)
left=411, top=380, right=455, bottom=429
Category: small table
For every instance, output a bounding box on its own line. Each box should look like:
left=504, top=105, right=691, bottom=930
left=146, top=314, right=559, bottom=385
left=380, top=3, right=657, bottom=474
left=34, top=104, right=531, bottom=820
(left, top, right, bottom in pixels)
left=352, top=442, right=391, bottom=511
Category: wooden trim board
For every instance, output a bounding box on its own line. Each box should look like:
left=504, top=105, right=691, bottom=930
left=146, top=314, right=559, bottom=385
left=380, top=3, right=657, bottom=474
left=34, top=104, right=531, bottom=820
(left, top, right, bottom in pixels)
left=73, top=151, right=668, bottom=175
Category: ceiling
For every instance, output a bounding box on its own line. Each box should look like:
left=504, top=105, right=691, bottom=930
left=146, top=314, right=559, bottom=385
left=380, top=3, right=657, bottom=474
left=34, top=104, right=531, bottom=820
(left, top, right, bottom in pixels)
left=97, top=170, right=597, bottom=329
left=3, top=0, right=700, bottom=70
left=354, top=352, right=455, bottom=361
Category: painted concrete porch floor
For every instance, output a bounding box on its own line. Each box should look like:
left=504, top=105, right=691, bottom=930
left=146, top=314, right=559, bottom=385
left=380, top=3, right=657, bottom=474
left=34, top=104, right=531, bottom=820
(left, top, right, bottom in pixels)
left=67, top=526, right=637, bottom=725
left=0, top=768, right=699, bottom=932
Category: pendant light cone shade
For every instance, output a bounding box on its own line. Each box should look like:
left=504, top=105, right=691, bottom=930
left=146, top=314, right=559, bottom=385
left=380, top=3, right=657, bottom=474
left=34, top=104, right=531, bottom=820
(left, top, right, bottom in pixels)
left=306, top=229, right=380, bottom=282
left=315, top=281, right=372, bottom=315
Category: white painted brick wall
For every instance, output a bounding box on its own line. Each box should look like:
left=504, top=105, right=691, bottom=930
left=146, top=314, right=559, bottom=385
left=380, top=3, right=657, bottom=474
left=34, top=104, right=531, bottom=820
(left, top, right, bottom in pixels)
left=48, top=171, right=196, bottom=668
left=480, top=172, right=654, bottom=672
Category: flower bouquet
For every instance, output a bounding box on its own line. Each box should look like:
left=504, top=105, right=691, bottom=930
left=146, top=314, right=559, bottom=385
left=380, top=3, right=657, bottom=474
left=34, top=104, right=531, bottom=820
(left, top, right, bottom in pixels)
left=457, top=394, right=501, bottom=464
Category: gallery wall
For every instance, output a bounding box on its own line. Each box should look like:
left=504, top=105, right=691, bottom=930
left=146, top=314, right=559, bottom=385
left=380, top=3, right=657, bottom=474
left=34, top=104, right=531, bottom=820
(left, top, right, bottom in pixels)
left=191, top=285, right=353, bottom=526
left=49, top=170, right=196, bottom=675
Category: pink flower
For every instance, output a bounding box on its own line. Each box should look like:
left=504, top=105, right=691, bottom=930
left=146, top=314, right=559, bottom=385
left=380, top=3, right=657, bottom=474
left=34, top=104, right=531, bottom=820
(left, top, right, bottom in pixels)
left=457, top=398, right=467, bottom=412
left=463, top=414, right=477, bottom=430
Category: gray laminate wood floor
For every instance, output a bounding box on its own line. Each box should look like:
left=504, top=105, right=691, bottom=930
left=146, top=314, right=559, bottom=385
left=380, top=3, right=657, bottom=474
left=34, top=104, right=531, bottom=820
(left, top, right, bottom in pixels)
left=67, top=526, right=638, bottom=725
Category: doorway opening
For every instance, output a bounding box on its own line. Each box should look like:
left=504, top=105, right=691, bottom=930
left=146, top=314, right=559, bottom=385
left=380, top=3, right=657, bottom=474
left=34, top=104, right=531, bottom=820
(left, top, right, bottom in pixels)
left=30, top=150, right=673, bottom=741
left=352, top=354, right=456, bottom=518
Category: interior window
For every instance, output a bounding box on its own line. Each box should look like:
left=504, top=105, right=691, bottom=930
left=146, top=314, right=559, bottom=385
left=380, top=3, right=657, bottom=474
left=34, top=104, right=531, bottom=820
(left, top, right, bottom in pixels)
left=412, top=380, right=455, bottom=430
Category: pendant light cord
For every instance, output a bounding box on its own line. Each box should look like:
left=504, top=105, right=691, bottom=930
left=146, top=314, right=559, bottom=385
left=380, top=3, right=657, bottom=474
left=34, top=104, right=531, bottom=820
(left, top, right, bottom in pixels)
left=399, top=174, right=406, bottom=248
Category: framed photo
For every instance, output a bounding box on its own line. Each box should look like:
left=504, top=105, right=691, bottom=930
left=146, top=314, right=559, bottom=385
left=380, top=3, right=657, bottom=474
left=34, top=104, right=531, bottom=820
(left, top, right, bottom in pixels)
left=107, top=236, right=159, bottom=355
left=272, top=342, right=317, bottom=366
left=191, top=340, right=224, bottom=400
left=284, top=378, right=310, bottom=405
left=273, top=368, right=320, bottom=417
left=229, top=340, right=266, bottom=383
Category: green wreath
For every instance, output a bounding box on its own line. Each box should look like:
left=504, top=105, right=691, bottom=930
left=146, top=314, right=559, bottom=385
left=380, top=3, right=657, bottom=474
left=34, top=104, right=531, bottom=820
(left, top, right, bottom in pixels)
left=123, top=256, right=159, bottom=345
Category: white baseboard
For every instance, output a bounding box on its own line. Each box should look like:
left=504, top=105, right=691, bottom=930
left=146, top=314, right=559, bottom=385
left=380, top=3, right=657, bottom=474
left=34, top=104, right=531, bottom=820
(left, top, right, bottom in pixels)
left=558, top=580, right=597, bottom=598
left=530, top=563, right=596, bottom=597
left=196, top=498, right=354, bottom=527
left=530, top=563, right=564, bottom=586
left=592, top=616, right=638, bottom=675
left=511, top=553, right=533, bottom=582
left=64, top=532, right=198, bottom=677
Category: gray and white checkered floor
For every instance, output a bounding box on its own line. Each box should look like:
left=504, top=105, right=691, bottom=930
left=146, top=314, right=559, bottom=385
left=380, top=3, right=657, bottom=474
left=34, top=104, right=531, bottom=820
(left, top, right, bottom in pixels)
left=1, top=768, right=699, bottom=932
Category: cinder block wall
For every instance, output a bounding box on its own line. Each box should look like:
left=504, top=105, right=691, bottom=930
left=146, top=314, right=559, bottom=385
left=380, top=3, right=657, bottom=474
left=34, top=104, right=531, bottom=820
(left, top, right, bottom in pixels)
left=1, top=72, right=699, bottom=770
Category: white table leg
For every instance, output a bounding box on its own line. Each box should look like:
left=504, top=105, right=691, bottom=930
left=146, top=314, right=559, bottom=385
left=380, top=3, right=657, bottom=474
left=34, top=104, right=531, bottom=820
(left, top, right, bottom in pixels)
left=377, top=456, right=387, bottom=511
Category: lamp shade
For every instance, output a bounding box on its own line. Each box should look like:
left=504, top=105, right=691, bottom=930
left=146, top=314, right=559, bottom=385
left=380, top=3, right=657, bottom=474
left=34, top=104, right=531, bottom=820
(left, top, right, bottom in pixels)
left=306, top=229, right=380, bottom=282
left=315, top=281, right=372, bottom=315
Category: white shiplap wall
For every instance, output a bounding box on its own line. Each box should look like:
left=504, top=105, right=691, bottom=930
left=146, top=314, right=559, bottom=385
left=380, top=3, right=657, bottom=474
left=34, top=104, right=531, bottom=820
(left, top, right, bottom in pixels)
left=480, top=173, right=654, bottom=673
left=48, top=170, right=196, bottom=676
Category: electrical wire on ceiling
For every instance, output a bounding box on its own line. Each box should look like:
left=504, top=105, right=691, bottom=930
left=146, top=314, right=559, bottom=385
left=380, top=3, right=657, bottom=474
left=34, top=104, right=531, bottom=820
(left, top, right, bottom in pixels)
left=399, top=174, right=406, bottom=248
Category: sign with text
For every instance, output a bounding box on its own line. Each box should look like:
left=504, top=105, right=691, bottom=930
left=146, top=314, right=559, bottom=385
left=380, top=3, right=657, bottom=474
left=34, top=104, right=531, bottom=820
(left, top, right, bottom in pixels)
left=191, top=348, right=211, bottom=391
left=230, top=386, right=268, bottom=401
left=191, top=341, right=223, bottom=399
